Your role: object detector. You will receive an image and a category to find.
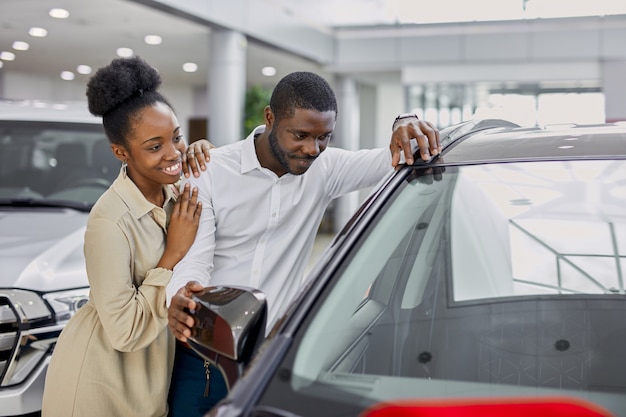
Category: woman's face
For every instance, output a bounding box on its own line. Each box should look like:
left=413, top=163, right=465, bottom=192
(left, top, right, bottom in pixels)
left=117, top=102, right=184, bottom=189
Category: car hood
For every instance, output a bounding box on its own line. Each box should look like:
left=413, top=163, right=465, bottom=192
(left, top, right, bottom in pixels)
left=0, top=209, right=89, bottom=292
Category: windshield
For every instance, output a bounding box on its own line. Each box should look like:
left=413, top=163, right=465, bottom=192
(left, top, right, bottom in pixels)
left=0, top=120, right=114, bottom=208
left=258, top=159, right=626, bottom=416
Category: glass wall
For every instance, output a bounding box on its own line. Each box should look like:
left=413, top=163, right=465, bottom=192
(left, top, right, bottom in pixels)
left=407, top=83, right=606, bottom=129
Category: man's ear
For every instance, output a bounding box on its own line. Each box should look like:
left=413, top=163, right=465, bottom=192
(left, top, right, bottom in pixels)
left=111, top=143, right=129, bottom=163
left=264, top=105, right=274, bottom=129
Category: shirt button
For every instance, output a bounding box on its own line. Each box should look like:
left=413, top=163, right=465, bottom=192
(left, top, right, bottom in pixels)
left=272, top=212, right=277, bottom=217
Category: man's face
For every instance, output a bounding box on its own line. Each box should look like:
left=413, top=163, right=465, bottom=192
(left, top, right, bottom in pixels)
left=268, top=108, right=336, bottom=176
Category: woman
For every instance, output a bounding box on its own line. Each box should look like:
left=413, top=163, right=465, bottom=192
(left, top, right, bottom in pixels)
left=42, top=56, right=208, bottom=417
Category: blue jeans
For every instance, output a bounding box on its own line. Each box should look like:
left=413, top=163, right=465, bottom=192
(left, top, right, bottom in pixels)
left=168, top=342, right=228, bottom=417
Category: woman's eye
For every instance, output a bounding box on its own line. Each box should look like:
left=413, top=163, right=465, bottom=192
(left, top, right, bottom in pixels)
left=174, top=135, right=184, bottom=142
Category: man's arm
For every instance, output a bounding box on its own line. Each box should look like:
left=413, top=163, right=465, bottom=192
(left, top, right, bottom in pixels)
left=324, top=116, right=441, bottom=199
left=166, top=172, right=216, bottom=342
left=390, top=114, right=440, bottom=166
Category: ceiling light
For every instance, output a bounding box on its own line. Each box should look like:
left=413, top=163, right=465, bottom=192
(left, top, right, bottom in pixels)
left=12, top=41, right=30, bottom=51
left=261, top=66, right=277, bottom=77
left=29, top=27, right=48, bottom=37
left=144, top=35, right=162, bottom=45
left=116, top=47, right=134, bottom=58
left=0, top=61, right=3, bottom=69
left=77, top=65, right=92, bottom=75
left=49, top=8, right=70, bottom=19
left=182, top=62, right=198, bottom=73
left=60, top=71, right=75, bottom=81
left=0, top=52, right=16, bottom=61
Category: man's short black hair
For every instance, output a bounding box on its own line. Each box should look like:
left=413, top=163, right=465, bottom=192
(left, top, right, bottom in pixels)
left=269, top=72, right=337, bottom=123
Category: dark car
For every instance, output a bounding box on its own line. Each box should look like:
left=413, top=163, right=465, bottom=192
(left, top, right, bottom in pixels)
left=189, top=119, right=626, bottom=417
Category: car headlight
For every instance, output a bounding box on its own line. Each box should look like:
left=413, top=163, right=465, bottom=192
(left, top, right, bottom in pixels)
left=43, top=288, right=90, bottom=324
left=0, top=288, right=88, bottom=387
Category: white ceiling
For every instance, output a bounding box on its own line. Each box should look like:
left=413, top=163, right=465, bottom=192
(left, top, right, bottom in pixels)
left=1, top=0, right=624, bottom=96
left=0, top=0, right=327, bottom=94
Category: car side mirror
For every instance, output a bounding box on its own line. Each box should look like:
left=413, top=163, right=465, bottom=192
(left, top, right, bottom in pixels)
left=187, top=285, right=267, bottom=389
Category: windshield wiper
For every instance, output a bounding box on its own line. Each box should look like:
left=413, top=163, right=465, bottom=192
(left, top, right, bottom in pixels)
left=0, top=198, right=92, bottom=212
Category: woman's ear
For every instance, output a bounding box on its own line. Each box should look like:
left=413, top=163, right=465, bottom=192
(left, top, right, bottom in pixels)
left=111, top=144, right=129, bottom=163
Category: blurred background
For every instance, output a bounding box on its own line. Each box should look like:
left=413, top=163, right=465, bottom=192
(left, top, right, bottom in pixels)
left=2, top=0, right=626, bottom=236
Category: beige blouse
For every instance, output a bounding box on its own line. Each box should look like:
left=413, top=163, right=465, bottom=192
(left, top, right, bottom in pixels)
left=42, top=172, right=177, bottom=417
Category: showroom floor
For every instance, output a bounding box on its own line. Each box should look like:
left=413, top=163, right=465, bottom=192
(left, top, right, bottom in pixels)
left=305, top=233, right=335, bottom=276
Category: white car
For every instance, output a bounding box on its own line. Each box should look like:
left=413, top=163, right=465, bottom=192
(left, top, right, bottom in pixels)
left=0, top=100, right=115, bottom=416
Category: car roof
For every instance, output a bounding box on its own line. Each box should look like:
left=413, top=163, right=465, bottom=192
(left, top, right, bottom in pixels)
left=436, top=119, right=626, bottom=165
left=0, top=100, right=101, bottom=124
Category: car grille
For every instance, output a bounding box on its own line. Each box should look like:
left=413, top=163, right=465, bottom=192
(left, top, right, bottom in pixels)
left=0, top=298, right=18, bottom=384
left=0, top=291, right=58, bottom=387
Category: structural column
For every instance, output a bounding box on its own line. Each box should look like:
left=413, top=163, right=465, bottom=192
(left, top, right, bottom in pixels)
left=602, top=60, right=626, bottom=123
left=208, top=29, right=247, bottom=146
left=332, top=76, right=361, bottom=233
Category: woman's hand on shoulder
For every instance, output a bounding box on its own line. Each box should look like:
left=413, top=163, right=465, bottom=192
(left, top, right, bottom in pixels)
left=182, top=139, right=214, bottom=178
left=158, top=183, right=202, bottom=270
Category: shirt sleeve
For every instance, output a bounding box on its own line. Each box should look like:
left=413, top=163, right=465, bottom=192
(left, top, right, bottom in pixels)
left=323, top=147, right=393, bottom=199
left=84, top=216, right=172, bottom=352
left=166, top=172, right=215, bottom=305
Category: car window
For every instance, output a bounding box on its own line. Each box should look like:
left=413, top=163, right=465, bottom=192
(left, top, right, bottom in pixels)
left=451, top=160, right=626, bottom=300
left=258, top=159, right=626, bottom=417
left=0, top=121, right=112, bottom=206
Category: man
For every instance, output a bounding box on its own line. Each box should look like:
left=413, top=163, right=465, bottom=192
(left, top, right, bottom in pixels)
left=166, top=71, right=440, bottom=416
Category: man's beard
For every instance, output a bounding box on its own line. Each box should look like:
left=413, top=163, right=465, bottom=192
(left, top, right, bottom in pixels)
left=268, top=129, right=316, bottom=175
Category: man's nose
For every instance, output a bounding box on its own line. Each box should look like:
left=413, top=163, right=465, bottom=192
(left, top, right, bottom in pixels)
left=303, top=138, right=320, bottom=156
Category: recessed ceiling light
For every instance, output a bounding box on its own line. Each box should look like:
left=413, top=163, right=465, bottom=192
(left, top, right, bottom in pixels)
left=77, top=65, right=92, bottom=75
left=49, top=8, right=70, bottom=19
left=12, top=41, right=30, bottom=51
left=0, top=52, right=16, bottom=61
left=116, top=47, right=134, bottom=58
left=261, top=66, right=277, bottom=77
left=144, top=35, right=162, bottom=45
left=29, top=27, right=48, bottom=37
left=182, top=62, right=198, bottom=73
left=60, top=71, right=75, bottom=81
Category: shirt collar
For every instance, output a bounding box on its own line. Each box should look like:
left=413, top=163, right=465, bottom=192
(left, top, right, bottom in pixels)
left=111, top=171, right=177, bottom=219
left=241, top=125, right=266, bottom=174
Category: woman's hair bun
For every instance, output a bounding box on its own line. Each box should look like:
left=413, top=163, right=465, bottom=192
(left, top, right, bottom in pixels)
left=86, top=56, right=162, bottom=116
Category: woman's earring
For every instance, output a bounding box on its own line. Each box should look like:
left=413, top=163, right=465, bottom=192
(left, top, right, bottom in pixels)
left=122, top=162, right=128, bottom=179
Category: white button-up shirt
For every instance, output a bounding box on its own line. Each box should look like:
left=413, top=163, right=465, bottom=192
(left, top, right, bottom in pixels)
left=167, top=127, right=392, bottom=328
